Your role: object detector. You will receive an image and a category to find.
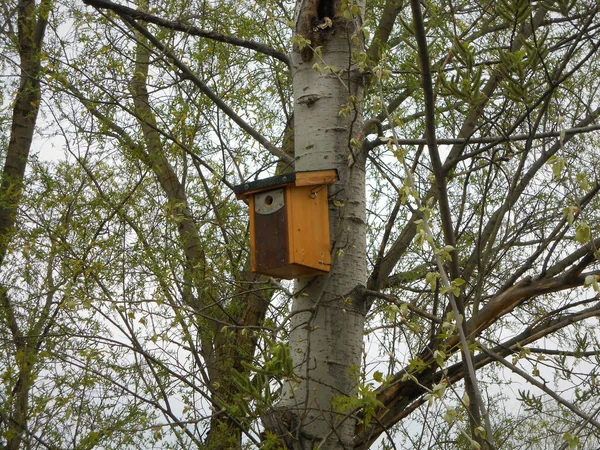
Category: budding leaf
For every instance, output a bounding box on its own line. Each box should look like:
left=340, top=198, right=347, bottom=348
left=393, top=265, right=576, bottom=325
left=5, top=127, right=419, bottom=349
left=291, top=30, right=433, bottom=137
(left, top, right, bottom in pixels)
left=443, top=407, right=456, bottom=423
left=425, top=271, right=439, bottom=291
left=574, top=222, right=590, bottom=244
left=584, top=275, right=599, bottom=292
left=562, top=206, right=578, bottom=226
left=548, top=155, right=565, bottom=179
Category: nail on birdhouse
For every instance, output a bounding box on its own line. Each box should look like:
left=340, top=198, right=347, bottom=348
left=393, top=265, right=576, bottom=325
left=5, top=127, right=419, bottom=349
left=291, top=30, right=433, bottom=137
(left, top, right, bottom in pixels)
left=234, top=169, right=339, bottom=279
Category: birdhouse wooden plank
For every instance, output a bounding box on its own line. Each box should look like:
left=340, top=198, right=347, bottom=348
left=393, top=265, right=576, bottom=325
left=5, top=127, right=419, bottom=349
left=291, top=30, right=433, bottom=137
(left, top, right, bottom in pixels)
left=234, top=170, right=338, bottom=279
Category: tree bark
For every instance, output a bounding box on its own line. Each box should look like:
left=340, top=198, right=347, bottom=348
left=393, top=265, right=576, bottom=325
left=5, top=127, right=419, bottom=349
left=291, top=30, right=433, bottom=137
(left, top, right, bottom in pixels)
left=266, top=1, right=367, bottom=448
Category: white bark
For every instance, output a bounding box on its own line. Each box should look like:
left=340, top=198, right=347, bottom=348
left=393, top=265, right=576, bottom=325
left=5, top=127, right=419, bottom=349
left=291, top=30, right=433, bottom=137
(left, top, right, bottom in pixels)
left=272, top=1, right=367, bottom=448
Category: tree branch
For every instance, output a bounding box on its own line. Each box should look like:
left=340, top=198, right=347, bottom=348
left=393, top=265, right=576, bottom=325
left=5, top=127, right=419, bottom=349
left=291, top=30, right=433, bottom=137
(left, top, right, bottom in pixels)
left=368, top=123, right=600, bottom=147
left=410, top=1, right=489, bottom=442
left=410, top=0, right=456, bottom=277
left=82, top=0, right=290, bottom=67
left=55, top=71, right=237, bottom=192
left=362, top=288, right=441, bottom=323
left=116, top=13, right=293, bottom=165
left=354, top=300, right=600, bottom=449
left=366, top=0, right=404, bottom=64
left=367, top=6, right=552, bottom=291
left=480, top=344, right=600, bottom=429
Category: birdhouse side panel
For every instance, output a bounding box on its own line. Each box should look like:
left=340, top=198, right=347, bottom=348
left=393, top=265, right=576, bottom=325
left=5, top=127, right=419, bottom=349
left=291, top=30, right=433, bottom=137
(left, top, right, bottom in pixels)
left=287, top=186, right=332, bottom=272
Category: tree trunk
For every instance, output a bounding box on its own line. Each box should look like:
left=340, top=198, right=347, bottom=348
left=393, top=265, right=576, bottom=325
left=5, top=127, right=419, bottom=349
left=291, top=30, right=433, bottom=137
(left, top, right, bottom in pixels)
left=1, top=2, right=50, bottom=449
left=265, top=1, right=367, bottom=448
left=129, top=19, right=275, bottom=448
left=0, top=0, right=49, bottom=265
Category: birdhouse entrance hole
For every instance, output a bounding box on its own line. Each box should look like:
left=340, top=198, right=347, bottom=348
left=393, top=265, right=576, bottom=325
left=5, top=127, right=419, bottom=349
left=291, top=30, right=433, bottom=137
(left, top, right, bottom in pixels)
left=255, top=188, right=284, bottom=215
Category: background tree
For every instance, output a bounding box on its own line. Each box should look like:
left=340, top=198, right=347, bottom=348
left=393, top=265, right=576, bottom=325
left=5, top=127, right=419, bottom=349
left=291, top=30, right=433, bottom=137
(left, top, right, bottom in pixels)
left=1, top=0, right=600, bottom=449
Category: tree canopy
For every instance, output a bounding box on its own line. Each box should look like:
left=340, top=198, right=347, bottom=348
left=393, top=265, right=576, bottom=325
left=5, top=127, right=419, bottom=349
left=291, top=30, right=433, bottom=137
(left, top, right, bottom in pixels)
left=1, top=0, right=600, bottom=449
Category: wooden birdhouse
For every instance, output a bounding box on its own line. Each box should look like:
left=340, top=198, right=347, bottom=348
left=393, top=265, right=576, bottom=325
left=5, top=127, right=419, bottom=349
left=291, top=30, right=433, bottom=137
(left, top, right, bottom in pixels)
left=234, top=169, right=339, bottom=279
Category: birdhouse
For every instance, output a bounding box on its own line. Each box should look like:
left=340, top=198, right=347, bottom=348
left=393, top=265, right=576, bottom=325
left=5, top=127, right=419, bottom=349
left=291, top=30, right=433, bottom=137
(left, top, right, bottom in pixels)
left=234, top=169, right=339, bottom=279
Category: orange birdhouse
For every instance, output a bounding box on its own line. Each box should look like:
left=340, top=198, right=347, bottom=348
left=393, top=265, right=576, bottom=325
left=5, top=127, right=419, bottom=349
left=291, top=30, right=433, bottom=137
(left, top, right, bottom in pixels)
left=234, top=169, right=338, bottom=279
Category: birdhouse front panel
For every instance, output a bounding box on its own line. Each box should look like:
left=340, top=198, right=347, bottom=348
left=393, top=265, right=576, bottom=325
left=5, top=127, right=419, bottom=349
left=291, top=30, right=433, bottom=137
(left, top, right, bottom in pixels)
left=250, top=188, right=289, bottom=274
left=234, top=169, right=338, bottom=279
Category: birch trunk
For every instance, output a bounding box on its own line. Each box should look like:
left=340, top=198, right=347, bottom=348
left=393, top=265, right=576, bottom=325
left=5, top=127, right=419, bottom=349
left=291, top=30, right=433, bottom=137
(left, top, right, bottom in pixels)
left=265, top=1, right=367, bottom=448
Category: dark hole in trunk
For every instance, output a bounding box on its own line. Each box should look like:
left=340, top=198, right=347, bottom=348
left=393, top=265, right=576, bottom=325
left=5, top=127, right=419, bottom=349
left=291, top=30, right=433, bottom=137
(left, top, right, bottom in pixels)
left=317, top=0, right=334, bottom=20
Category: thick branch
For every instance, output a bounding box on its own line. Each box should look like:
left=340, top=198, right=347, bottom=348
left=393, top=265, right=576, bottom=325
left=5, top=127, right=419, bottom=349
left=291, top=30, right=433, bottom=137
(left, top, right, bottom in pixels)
left=129, top=31, right=214, bottom=326
left=366, top=0, right=404, bottom=64
left=0, top=0, right=49, bottom=267
left=354, top=299, right=600, bottom=448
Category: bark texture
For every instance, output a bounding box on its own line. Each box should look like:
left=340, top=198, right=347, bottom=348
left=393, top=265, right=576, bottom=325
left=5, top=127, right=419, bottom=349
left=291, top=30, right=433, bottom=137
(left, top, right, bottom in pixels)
left=266, top=1, right=367, bottom=448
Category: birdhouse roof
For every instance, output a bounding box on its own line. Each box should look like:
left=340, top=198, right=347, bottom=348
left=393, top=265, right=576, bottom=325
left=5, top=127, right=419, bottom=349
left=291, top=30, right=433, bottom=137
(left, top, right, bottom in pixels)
left=233, top=169, right=338, bottom=199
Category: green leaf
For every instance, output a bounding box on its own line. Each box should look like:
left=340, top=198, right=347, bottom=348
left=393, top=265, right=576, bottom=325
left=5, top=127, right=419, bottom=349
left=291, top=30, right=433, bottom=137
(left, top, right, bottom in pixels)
left=443, top=407, right=456, bottom=423
left=563, top=432, right=579, bottom=449
left=425, top=271, right=439, bottom=291
left=463, top=392, right=470, bottom=407
left=433, top=349, right=446, bottom=367
left=576, top=172, right=590, bottom=191
left=548, top=155, right=566, bottom=179
left=431, top=380, right=447, bottom=398
left=562, top=206, right=578, bottom=226
left=574, top=222, right=590, bottom=244
left=452, top=278, right=466, bottom=287
left=474, top=426, right=486, bottom=438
